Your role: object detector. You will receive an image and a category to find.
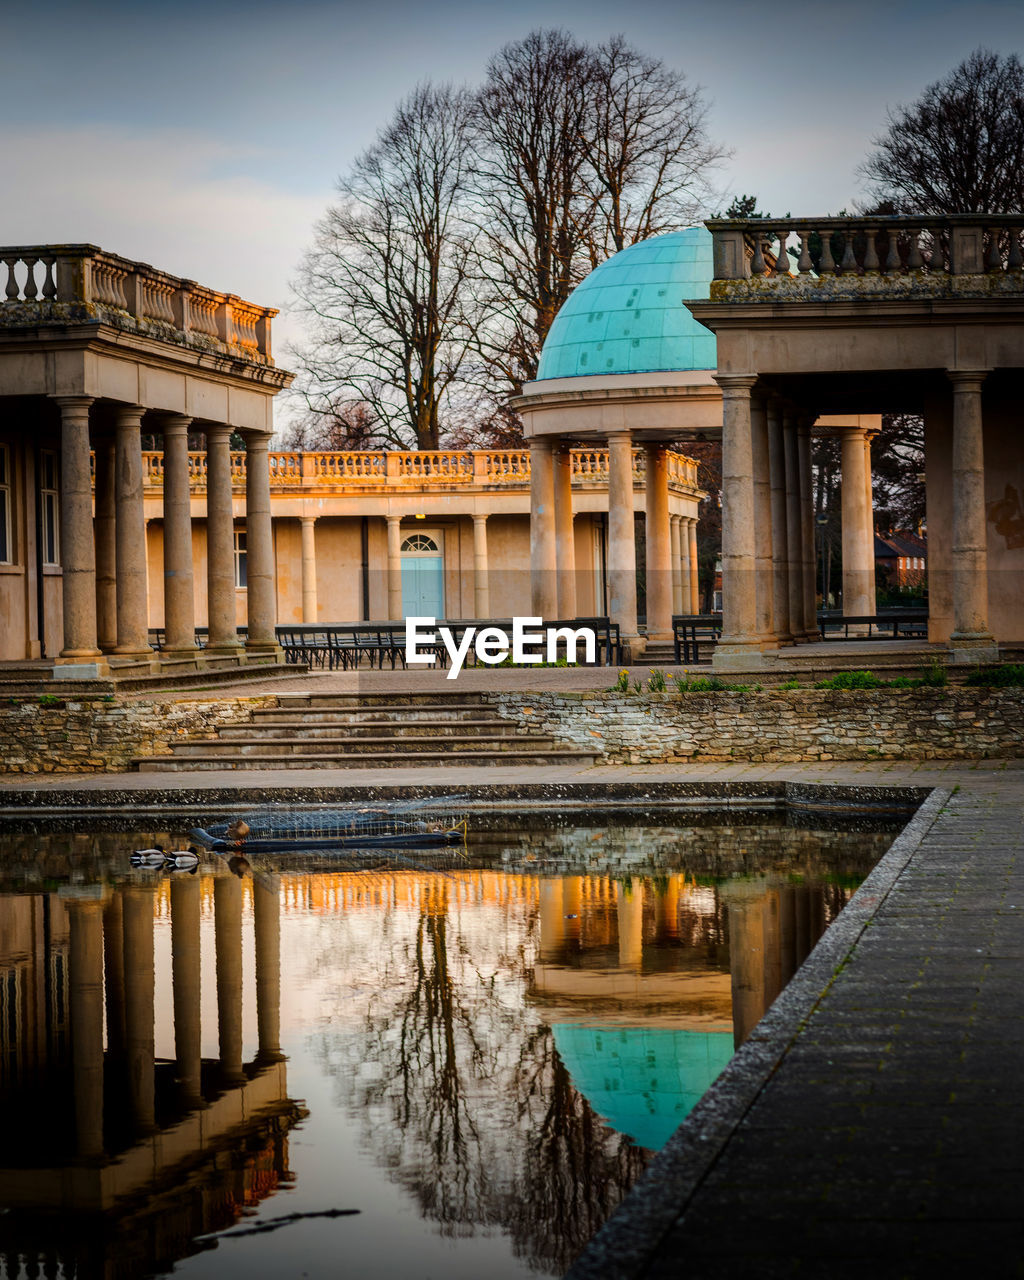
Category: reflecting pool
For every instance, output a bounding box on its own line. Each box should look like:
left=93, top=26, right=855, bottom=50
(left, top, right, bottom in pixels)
left=0, top=810, right=902, bottom=1278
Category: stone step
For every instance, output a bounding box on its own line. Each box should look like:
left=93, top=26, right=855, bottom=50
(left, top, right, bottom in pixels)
left=271, top=691, right=493, bottom=709
left=170, top=732, right=556, bottom=757
left=218, top=718, right=519, bottom=740
left=134, top=747, right=597, bottom=772
left=250, top=705, right=506, bottom=726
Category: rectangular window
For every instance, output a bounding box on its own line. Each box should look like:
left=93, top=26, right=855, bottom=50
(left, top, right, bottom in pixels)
left=0, top=445, right=10, bottom=564
left=40, top=450, right=59, bottom=566
left=234, top=527, right=247, bottom=588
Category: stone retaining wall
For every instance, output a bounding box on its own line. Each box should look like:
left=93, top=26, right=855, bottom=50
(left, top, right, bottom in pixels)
left=0, top=695, right=274, bottom=773
left=488, top=688, right=1024, bottom=762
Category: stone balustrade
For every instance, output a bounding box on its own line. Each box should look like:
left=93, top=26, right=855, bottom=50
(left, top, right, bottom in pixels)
left=706, top=215, right=1024, bottom=299
left=127, top=448, right=700, bottom=494
left=0, top=244, right=277, bottom=362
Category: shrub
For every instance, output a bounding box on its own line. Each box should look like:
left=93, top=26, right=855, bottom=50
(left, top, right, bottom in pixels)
left=815, top=670, right=885, bottom=690
left=963, top=663, right=1024, bottom=688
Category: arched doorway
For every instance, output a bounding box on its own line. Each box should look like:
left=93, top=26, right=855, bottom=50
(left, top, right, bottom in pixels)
left=401, top=532, right=444, bottom=618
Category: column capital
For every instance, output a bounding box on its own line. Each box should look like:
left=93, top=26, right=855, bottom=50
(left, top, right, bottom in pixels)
left=52, top=394, right=94, bottom=413
left=386, top=513, right=402, bottom=528
left=947, top=369, right=991, bottom=392
left=528, top=434, right=555, bottom=453
left=472, top=512, right=488, bottom=526
left=299, top=514, right=317, bottom=526
left=713, top=374, right=758, bottom=395
left=161, top=413, right=192, bottom=435
left=114, top=403, right=146, bottom=427
left=205, top=423, right=233, bottom=444
left=242, top=429, right=271, bottom=451
left=605, top=429, right=633, bottom=443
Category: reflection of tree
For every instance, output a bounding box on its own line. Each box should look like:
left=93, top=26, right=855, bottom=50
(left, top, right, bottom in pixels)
left=313, top=890, right=650, bottom=1276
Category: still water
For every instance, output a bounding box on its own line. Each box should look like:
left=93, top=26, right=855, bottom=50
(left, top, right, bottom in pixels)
left=0, top=810, right=901, bottom=1279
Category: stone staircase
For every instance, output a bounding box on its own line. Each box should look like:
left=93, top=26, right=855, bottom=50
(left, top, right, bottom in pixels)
left=132, top=692, right=598, bottom=772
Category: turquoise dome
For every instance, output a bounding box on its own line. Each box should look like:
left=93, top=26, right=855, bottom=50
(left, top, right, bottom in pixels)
left=553, top=1022, right=734, bottom=1152
left=535, top=228, right=716, bottom=381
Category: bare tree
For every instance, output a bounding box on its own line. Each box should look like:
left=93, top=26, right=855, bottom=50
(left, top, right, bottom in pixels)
left=862, top=49, right=1024, bottom=214
left=292, top=83, right=478, bottom=450
left=582, top=34, right=727, bottom=263
left=281, top=401, right=382, bottom=452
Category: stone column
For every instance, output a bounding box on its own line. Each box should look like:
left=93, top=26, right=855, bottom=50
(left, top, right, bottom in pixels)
left=386, top=515, right=403, bottom=620
left=55, top=396, right=100, bottom=660
left=670, top=515, right=683, bottom=613
left=205, top=425, right=240, bottom=651
left=68, top=897, right=105, bottom=1159
left=300, top=516, right=318, bottom=623
left=162, top=414, right=197, bottom=653
left=171, top=874, right=203, bottom=1108
left=529, top=436, right=558, bottom=618
left=687, top=517, right=700, bottom=613
left=472, top=515, right=489, bottom=618
left=783, top=412, right=804, bottom=640
left=122, top=886, right=156, bottom=1134
left=254, top=873, right=284, bottom=1063
left=840, top=424, right=877, bottom=618
left=553, top=444, right=576, bottom=618
left=644, top=443, right=673, bottom=641
left=798, top=420, right=818, bottom=640
left=243, top=431, right=276, bottom=650
left=114, top=405, right=152, bottom=656
left=606, top=431, right=639, bottom=644
left=948, top=371, right=996, bottom=652
left=214, top=874, right=245, bottom=1085
left=750, top=395, right=777, bottom=647
left=714, top=375, right=762, bottom=665
left=93, top=438, right=117, bottom=653
left=767, top=402, right=792, bottom=644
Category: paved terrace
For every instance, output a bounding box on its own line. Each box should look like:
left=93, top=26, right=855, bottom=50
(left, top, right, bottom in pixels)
left=0, top=747, right=1020, bottom=1275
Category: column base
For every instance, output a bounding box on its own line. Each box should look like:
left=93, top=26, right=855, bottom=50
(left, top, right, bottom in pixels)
left=712, top=644, right=775, bottom=673
left=112, top=645, right=155, bottom=658
left=948, top=635, right=999, bottom=664
left=52, top=660, right=110, bottom=680
left=245, top=641, right=285, bottom=662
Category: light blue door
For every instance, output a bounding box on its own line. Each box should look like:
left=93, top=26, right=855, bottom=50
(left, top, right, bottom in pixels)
left=401, top=535, right=445, bottom=618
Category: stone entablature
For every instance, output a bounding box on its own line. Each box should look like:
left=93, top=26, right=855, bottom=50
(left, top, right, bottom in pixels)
left=1, top=244, right=278, bottom=366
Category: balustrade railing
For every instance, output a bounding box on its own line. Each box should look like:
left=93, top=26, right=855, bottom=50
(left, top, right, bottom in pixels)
left=129, top=447, right=701, bottom=495
left=0, top=244, right=277, bottom=361
left=707, top=215, right=1024, bottom=287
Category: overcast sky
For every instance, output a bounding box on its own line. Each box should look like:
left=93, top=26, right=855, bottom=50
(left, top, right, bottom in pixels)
left=5, top=0, right=1024, bottom=384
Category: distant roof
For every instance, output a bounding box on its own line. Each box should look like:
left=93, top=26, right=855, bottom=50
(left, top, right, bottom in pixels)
left=876, top=531, right=927, bottom=557
left=535, top=228, right=717, bottom=381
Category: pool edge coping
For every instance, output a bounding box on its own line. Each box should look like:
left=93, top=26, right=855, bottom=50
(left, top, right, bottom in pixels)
left=563, top=783, right=953, bottom=1280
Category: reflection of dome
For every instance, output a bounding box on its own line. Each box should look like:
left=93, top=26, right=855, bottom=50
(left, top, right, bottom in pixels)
left=552, top=1022, right=733, bottom=1152
left=535, top=229, right=716, bottom=381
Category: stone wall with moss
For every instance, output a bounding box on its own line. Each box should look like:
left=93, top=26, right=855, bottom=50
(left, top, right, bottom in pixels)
left=487, top=688, right=1024, bottom=763
left=0, top=695, right=275, bottom=773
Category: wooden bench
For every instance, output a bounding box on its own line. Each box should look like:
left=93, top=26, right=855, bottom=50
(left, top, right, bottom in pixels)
left=672, top=614, right=722, bottom=664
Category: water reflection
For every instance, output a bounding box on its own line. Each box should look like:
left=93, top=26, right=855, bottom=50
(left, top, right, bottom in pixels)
left=0, top=817, right=897, bottom=1279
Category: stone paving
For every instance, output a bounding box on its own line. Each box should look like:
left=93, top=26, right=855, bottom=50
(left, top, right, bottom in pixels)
left=1, top=747, right=1021, bottom=1275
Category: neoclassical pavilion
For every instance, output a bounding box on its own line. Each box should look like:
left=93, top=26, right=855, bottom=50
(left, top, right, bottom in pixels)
left=515, top=229, right=880, bottom=657
left=696, top=215, right=1024, bottom=668
left=0, top=245, right=291, bottom=675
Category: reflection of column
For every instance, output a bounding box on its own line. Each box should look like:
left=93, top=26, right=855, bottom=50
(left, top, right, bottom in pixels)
left=529, top=437, right=557, bottom=618
left=616, top=879, right=644, bottom=970
left=68, top=898, right=105, bottom=1159
left=94, top=438, right=117, bottom=653
left=767, top=402, right=791, bottom=644
left=948, top=371, right=995, bottom=649
left=715, top=375, right=760, bottom=659
left=103, top=892, right=126, bottom=1056
left=670, top=515, right=683, bottom=614
left=162, top=414, right=197, bottom=653
left=300, top=516, right=318, bottom=623
left=472, top=515, right=490, bottom=618
left=386, top=515, right=403, bottom=620
left=778, top=886, right=796, bottom=987
left=114, top=405, right=152, bottom=655
left=205, top=425, right=240, bottom=651
left=171, top=875, right=203, bottom=1107
left=539, top=878, right=565, bottom=962
left=122, top=886, right=156, bottom=1134
left=254, top=873, right=284, bottom=1063
left=563, top=877, right=582, bottom=946
left=554, top=446, right=577, bottom=618
left=687, top=517, right=700, bottom=613
left=55, top=396, right=100, bottom=659
left=840, top=425, right=876, bottom=618
left=723, top=882, right=768, bottom=1049
left=645, top=444, right=673, bottom=641
left=215, top=876, right=245, bottom=1084
left=607, top=432, right=638, bottom=643
left=750, top=395, right=776, bottom=647
left=244, top=431, right=276, bottom=648
left=656, top=875, right=680, bottom=941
